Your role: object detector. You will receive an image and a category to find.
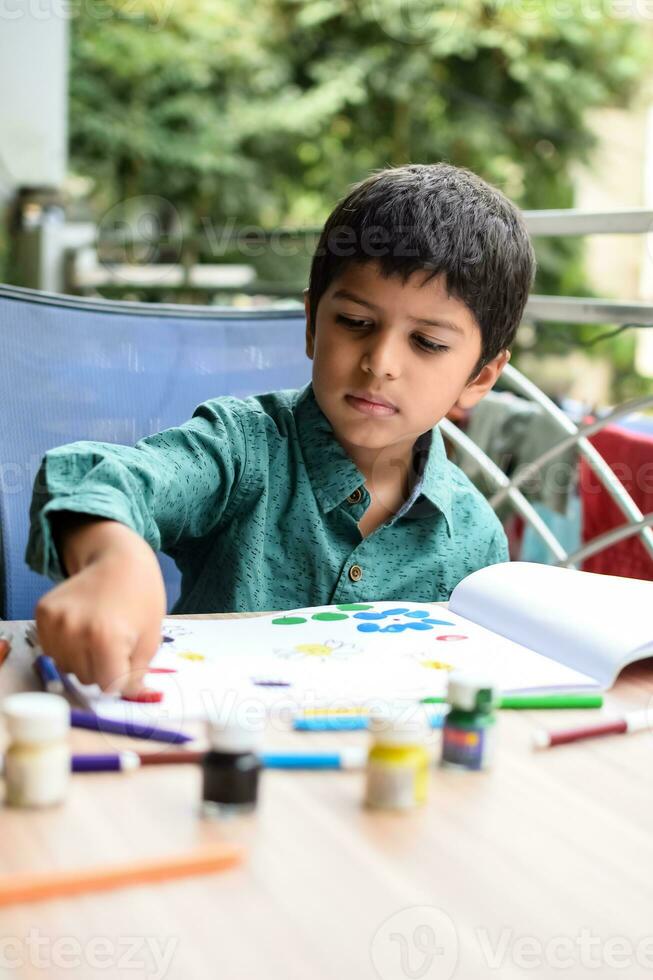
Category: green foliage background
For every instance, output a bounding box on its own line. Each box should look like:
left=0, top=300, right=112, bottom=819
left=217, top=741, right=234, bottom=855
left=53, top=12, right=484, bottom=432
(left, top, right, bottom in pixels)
left=64, top=0, right=651, bottom=397
left=70, top=0, right=646, bottom=218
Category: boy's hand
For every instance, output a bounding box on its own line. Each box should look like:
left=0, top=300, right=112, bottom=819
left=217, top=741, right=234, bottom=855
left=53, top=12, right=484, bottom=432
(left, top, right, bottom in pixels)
left=35, top=519, right=166, bottom=695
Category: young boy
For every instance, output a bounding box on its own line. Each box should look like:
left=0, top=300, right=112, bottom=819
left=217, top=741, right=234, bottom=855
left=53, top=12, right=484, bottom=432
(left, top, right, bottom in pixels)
left=26, top=163, right=535, bottom=692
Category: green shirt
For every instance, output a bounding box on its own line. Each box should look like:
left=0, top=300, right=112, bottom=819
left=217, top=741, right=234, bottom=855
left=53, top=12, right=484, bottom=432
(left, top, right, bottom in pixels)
left=26, top=383, right=508, bottom=612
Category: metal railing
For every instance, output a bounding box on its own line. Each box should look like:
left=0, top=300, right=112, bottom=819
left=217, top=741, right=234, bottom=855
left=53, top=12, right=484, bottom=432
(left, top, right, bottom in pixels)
left=446, top=207, right=653, bottom=568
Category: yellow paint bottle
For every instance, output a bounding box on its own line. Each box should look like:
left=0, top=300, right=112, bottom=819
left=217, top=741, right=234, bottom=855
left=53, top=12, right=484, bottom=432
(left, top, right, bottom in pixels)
left=365, top=707, right=430, bottom=811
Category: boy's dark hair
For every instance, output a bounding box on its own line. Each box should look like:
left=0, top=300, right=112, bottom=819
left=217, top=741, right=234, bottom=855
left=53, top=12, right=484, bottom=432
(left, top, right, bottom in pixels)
left=307, top=163, right=535, bottom=373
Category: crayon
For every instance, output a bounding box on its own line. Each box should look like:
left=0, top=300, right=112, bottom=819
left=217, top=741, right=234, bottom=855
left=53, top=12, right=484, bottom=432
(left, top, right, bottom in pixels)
left=0, top=844, right=244, bottom=908
left=0, top=633, right=11, bottom=668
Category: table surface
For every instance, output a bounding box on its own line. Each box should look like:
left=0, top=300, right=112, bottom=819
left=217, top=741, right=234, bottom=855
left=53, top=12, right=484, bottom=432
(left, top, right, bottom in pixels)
left=1, top=613, right=653, bottom=980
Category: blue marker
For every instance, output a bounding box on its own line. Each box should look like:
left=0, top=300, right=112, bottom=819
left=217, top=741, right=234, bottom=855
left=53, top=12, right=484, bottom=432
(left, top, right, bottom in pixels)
left=293, top=711, right=446, bottom=732
left=26, top=625, right=65, bottom=695
left=261, top=748, right=367, bottom=769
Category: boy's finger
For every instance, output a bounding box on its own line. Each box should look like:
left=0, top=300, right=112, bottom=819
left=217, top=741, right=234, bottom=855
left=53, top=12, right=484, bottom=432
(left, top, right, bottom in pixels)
left=67, top=648, right=95, bottom=687
left=89, top=637, right=136, bottom=694
left=121, top=622, right=163, bottom=698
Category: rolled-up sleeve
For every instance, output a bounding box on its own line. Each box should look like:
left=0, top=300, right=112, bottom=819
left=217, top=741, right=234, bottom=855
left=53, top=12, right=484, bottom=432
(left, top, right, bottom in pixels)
left=25, top=398, right=251, bottom=581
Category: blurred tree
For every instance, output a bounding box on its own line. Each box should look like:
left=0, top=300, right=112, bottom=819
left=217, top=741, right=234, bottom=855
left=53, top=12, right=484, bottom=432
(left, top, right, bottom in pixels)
left=69, top=0, right=651, bottom=392
left=70, top=0, right=647, bottom=223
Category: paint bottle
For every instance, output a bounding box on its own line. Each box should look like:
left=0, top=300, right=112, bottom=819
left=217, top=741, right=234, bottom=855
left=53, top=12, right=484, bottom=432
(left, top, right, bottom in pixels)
left=365, top=706, right=430, bottom=811
left=2, top=692, right=71, bottom=808
left=441, top=673, right=497, bottom=771
left=201, top=718, right=262, bottom=818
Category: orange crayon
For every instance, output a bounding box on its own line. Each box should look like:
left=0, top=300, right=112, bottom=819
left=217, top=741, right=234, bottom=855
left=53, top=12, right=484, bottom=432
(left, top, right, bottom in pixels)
left=0, top=843, right=244, bottom=907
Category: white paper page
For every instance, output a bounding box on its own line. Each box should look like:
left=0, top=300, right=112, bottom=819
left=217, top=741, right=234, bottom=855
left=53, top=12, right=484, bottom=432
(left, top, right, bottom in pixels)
left=69, top=600, right=598, bottom=726
left=449, top=562, right=653, bottom=688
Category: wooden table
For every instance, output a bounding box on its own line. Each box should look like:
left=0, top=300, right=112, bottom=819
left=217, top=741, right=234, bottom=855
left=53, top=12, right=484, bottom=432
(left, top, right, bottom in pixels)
left=1, top=615, right=653, bottom=980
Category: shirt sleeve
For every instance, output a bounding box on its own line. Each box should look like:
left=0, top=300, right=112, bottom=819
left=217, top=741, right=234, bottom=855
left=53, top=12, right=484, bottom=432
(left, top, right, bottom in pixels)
left=485, top=525, right=510, bottom=566
left=25, top=399, right=252, bottom=581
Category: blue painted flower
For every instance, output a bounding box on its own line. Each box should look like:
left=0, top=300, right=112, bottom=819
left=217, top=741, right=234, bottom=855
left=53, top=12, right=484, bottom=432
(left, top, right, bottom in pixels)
left=353, top=608, right=455, bottom=634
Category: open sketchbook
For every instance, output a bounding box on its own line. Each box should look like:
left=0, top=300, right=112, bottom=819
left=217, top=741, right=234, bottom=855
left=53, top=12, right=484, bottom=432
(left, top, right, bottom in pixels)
left=70, top=562, right=653, bottom=725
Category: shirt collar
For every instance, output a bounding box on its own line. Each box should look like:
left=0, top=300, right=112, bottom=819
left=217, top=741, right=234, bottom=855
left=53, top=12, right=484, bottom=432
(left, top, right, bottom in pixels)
left=295, top=383, right=365, bottom=512
left=399, top=426, right=454, bottom=536
left=295, top=382, right=454, bottom=535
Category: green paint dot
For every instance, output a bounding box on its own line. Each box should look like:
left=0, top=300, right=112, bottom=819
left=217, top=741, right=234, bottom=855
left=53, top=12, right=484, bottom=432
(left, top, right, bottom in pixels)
left=311, top=612, right=349, bottom=622
left=271, top=616, right=307, bottom=626
left=335, top=603, right=374, bottom=611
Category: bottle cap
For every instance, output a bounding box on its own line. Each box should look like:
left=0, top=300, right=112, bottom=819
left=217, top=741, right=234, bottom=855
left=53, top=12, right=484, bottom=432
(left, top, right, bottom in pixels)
left=368, top=705, right=429, bottom=746
left=3, top=692, right=70, bottom=743
left=446, top=672, right=497, bottom=712
left=206, top=716, right=263, bottom=754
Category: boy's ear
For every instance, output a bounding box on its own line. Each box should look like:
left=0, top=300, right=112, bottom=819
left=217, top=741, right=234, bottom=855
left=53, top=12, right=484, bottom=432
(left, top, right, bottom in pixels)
left=453, top=350, right=511, bottom=412
left=304, top=289, right=314, bottom=360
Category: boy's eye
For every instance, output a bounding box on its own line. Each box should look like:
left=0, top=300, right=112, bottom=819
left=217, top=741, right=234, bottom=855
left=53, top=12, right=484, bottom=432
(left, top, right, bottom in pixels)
left=414, top=336, right=449, bottom=354
left=336, top=314, right=372, bottom=329
left=336, top=314, right=448, bottom=354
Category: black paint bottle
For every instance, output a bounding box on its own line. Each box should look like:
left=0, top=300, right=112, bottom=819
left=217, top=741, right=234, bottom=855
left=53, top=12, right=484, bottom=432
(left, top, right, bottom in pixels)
left=201, top=720, right=262, bottom=818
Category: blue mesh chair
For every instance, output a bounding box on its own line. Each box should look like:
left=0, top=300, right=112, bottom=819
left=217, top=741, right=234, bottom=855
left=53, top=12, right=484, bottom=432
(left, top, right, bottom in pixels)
left=0, top=285, right=310, bottom=619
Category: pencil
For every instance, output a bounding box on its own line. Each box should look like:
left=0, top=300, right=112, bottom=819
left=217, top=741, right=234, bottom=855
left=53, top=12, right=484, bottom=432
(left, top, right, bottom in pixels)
left=0, top=843, right=245, bottom=907
left=533, top=710, right=651, bottom=749
left=138, top=750, right=203, bottom=766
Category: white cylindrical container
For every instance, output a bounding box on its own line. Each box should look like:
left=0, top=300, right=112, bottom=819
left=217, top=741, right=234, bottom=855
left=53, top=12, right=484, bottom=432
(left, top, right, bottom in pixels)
left=3, top=692, right=71, bottom=808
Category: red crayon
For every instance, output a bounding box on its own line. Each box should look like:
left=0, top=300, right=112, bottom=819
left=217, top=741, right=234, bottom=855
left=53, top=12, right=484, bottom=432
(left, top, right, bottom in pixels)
left=0, top=634, right=11, bottom=668
left=122, top=688, right=164, bottom=704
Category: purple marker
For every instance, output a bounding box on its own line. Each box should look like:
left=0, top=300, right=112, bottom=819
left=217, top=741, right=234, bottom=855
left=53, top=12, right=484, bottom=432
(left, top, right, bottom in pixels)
left=69, top=708, right=193, bottom=744
left=72, top=751, right=141, bottom=773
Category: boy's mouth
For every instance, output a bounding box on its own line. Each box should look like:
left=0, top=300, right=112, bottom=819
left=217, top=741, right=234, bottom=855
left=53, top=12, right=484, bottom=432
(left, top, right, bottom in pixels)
left=345, top=391, right=398, bottom=417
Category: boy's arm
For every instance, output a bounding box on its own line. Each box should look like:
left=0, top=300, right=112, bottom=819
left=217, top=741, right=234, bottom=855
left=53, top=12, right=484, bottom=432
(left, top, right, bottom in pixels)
left=26, top=399, right=251, bottom=581
left=35, top=516, right=167, bottom=694
left=25, top=399, right=252, bottom=692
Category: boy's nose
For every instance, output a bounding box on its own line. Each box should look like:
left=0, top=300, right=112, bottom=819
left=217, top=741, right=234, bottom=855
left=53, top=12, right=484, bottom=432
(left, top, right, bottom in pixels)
left=360, top=334, right=401, bottom=379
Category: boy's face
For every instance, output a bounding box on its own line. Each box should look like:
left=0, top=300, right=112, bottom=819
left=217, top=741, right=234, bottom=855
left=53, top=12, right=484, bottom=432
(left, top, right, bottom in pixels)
left=305, top=261, right=508, bottom=468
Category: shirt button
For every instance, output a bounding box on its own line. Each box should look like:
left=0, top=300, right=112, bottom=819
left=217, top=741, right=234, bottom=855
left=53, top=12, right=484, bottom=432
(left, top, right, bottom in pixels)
left=347, top=488, right=363, bottom=505
left=349, top=564, right=363, bottom=582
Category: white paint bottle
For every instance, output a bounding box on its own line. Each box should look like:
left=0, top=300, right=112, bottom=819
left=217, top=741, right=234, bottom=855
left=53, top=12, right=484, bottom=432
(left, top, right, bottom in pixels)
left=3, top=692, right=71, bottom=807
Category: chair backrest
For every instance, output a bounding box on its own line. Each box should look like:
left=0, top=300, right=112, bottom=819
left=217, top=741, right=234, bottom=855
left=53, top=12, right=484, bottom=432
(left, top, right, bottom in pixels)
left=0, top=285, right=310, bottom=619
